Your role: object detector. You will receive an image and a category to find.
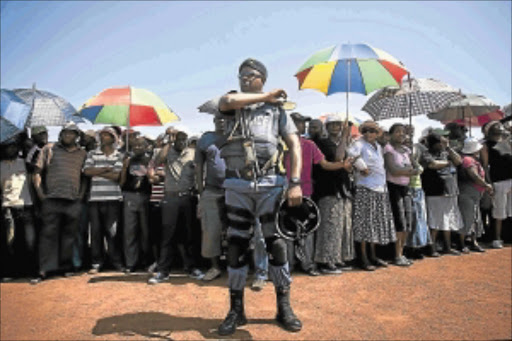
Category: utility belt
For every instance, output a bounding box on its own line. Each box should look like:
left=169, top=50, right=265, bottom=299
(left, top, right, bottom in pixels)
left=225, top=167, right=277, bottom=181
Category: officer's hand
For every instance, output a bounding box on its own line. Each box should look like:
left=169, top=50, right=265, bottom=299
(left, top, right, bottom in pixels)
left=287, top=185, right=303, bottom=207
left=265, top=89, right=287, bottom=104
left=360, top=168, right=370, bottom=177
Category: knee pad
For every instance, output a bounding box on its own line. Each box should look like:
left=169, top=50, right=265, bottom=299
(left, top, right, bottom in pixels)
left=226, top=237, right=250, bottom=268
left=265, top=237, right=287, bottom=266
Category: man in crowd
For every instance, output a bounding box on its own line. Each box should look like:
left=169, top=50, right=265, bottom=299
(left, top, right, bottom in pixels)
left=83, top=127, right=125, bottom=273
left=32, top=123, right=87, bottom=282
left=195, top=114, right=227, bottom=281
left=212, top=58, right=303, bottom=335
left=120, top=137, right=152, bottom=272
left=148, top=131, right=204, bottom=284
left=0, top=136, right=37, bottom=281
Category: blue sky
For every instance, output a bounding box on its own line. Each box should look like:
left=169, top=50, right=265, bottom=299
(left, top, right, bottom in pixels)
left=1, top=1, right=511, bottom=140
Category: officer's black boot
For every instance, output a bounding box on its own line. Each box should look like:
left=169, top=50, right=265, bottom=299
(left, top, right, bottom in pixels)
left=218, top=289, right=247, bottom=335
left=275, top=285, right=302, bottom=332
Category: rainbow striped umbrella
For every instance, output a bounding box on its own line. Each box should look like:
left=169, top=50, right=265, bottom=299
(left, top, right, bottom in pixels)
left=295, top=43, right=408, bottom=116
left=78, top=86, right=179, bottom=127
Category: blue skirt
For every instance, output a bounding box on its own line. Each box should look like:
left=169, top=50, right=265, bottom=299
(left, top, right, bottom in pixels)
left=406, top=188, right=431, bottom=247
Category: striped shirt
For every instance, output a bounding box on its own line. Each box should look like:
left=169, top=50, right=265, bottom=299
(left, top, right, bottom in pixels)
left=149, top=164, right=165, bottom=203
left=35, top=143, right=87, bottom=200
left=84, top=148, right=124, bottom=202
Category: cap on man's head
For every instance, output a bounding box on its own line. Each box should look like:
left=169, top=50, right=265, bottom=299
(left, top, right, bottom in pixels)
left=239, top=58, right=267, bottom=82
left=100, top=127, right=119, bottom=143
left=325, top=114, right=343, bottom=124
left=31, top=126, right=48, bottom=136
left=84, top=130, right=96, bottom=138
left=61, top=122, right=81, bottom=134
left=290, top=112, right=311, bottom=122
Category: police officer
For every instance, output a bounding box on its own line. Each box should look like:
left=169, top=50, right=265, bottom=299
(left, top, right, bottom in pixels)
left=211, top=58, right=303, bottom=335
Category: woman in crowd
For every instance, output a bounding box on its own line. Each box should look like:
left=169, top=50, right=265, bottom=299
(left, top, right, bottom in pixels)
left=348, top=121, right=396, bottom=271
left=420, top=132, right=462, bottom=256
left=404, top=132, right=431, bottom=259
left=481, top=121, right=512, bottom=249
left=457, top=137, right=493, bottom=253
left=383, top=123, right=420, bottom=266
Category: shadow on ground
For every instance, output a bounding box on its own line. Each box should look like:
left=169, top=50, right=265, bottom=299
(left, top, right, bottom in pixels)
left=92, top=311, right=275, bottom=340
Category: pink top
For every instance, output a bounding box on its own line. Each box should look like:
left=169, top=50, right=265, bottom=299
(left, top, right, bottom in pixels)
left=383, top=143, right=412, bottom=186
left=284, top=137, right=325, bottom=197
left=462, top=156, right=486, bottom=192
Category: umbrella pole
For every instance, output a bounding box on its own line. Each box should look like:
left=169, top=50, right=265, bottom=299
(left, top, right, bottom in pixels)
left=407, top=73, right=412, bottom=129
left=346, top=59, right=350, bottom=119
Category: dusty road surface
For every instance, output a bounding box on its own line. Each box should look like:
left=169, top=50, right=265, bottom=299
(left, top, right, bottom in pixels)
left=1, top=247, right=511, bottom=340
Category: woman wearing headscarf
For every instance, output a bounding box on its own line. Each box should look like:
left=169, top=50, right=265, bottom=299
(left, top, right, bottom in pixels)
left=458, top=137, right=493, bottom=253
left=348, top=121, right=396, bottom=271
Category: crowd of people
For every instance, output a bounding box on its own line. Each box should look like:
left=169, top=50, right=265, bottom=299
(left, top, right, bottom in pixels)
left=1, top=58, right=511, bottom=334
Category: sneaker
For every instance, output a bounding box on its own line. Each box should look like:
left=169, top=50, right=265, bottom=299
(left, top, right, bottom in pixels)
left=460, top=247, right=470, bottom=254
left=189, top=268, right=205, bottom=280
left=202, top=267, right=222, bottom=281
left=251, top=278, right=266, bottom=291
left=148, top=272, right=169, bottom=284
left=393, top=256, right=411, bottom=267
left=492, top=240, right=503, bottom=249
left=320, top=264, right=342, bottom=275
left=88, top=264, right=101, bottom=275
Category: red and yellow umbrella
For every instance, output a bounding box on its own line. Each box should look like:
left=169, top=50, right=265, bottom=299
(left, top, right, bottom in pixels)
left=78, top=86, right=179, bottom=127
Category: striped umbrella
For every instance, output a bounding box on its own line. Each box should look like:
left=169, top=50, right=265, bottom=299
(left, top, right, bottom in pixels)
left=78, top=86, right=179, bottom=127
left=295, top=43, right=408, bottom=117
left=362, top=78, right=464, bottom=122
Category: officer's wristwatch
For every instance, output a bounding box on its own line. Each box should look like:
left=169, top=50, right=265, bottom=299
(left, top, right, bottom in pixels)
left=289, top=177, right=301, bottom=187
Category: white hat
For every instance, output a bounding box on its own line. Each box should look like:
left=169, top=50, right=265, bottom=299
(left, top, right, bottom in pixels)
left=325, top=114, right=343, bottom=124
left=461, top=137, right=483, bottom=154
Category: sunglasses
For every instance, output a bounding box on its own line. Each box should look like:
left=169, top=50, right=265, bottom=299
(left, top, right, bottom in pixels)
left=238, top=71, right=262, bottom=80
left=363, top=128, right=379, bottom=134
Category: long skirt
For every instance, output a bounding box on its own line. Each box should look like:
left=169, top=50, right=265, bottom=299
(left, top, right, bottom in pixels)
left=406, top=188, right=432, bottom=248
left=314, top=196, right=355, bottom=264
left=425, top=196, right=462, bottom=231
left=458, top=185, right=485, bottom=237
left=353, top=186, right=396, bottom=245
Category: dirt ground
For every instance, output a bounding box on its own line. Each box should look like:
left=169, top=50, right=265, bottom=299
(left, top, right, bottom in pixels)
left=1, top=246, right=511, bottom=341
